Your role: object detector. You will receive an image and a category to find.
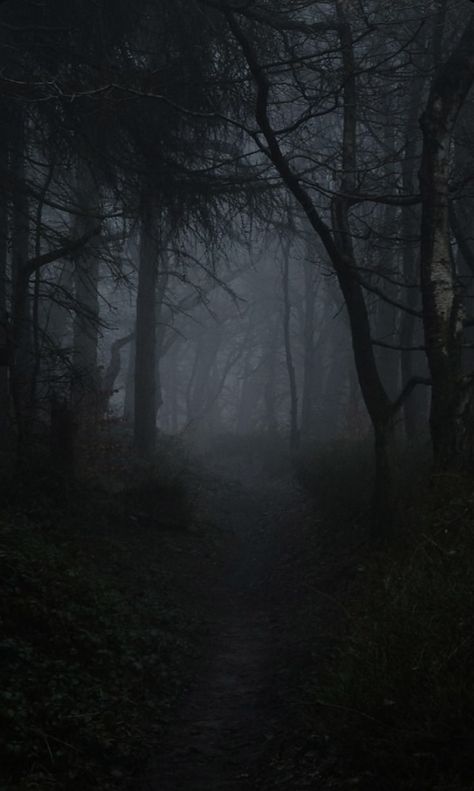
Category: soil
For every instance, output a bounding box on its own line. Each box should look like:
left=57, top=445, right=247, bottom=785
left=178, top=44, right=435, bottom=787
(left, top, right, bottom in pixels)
left=137, top=457, right=319, bottom=791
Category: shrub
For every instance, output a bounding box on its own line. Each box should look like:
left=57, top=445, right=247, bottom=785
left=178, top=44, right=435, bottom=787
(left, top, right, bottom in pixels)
left=0, top=483, right=196, bottom=790
left=308, top=475, right=474, bottom=790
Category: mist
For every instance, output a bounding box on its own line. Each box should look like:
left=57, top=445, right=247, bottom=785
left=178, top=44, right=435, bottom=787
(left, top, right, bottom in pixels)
left=1, top=1, right=474, bottom=789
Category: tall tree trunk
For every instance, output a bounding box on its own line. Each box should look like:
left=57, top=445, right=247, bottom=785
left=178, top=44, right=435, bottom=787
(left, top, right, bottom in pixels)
left=281, top=239, right=299, bottom=449
left=300, top=240, right=318, bottom=440
left=188, top=326, right=222, bottom=424
left=263, top=314, right=280, bottom=434
left=419, top=13, right=474, bottom=469
left=0, top=110, right=9, bottom=442
left=45, top=261, right=74, bottom=349
left=155, top=253, right=169, bottom=419
left=400, top=203, right=426, bottom=443
left=72, top=167, right=101, bottom=421
left=168, top=342, right=180, bottom=434
left=237, top=340, right=257, bottom=434
left=225, top=4, right=427, bottom=530
left=452, top=101, right=474, bottom=376
left=10, top=110, right=32, bottom=450
left=30, top=156, right=56, bottom=409
left=134, top=204, right=158, bottom=457
left=400, top=50, right=429, bottom=441
left=331, top=1, right=396, bottom=526
left=102, top=332, right=134, bottom=416
left=124, top=336, right=135, bottom=422
left=374, top=109, right=401, bottom=402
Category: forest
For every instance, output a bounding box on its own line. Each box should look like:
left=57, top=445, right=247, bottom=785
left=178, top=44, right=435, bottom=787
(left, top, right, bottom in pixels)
left=1, top=0, right=474, bottom=789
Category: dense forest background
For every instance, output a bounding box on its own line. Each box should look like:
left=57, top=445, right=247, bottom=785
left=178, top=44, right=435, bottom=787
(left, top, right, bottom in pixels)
left=1, top=1, right=474, bottom=789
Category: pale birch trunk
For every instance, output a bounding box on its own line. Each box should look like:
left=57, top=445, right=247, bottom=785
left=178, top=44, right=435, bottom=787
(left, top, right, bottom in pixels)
left=419, top=13, right=474, bottom=468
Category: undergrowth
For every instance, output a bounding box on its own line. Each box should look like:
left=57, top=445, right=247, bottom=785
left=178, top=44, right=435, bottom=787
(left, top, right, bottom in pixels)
left=297, top=441, right=474, bottom=790
left=0, top=444, right=202, bottom=791
left=296, top=437, right=373, bottom=523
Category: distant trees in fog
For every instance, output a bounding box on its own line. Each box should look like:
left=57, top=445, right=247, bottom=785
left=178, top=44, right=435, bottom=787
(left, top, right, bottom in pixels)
left=1, top=0, right=474, bottom=527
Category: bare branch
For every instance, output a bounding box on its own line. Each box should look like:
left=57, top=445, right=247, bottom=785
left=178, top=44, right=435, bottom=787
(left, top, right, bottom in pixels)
left=391, top=377, right=432, bottom=415
left=27, top=226, right=102, bottom=275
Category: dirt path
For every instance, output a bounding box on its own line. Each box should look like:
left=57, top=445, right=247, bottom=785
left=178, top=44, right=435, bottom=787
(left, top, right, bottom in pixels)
left=138, top=463, right=308, bottom=790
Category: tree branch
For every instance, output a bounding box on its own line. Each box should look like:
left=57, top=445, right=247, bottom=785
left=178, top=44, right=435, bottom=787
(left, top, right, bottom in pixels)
left=391, top=376, right=432, bottom=415
left=372, top=339, right=426, bottom=352
left=27, top=226, right=102, bottom=275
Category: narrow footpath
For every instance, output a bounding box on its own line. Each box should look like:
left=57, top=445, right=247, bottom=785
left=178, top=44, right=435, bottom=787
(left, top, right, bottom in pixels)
left=139, top=461, right=314, bottom=791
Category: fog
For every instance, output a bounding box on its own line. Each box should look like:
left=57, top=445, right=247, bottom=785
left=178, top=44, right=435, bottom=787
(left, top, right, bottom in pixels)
left=1, top=1, right=474, bottom=789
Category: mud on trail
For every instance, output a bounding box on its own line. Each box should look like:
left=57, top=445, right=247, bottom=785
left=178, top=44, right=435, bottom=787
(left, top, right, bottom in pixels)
left=138, top=460, right=315, bottom=791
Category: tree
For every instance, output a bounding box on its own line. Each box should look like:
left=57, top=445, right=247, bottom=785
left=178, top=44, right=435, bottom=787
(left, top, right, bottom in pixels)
left=419, top=11, right=474, bottom=469
left=213, top=0, right=429, bottom=527
left=134, top=203, right=159, bottom=457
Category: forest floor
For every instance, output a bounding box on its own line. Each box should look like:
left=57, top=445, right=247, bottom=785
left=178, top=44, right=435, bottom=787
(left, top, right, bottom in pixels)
left=1, top=435, right=336, bottom=791
left=138, top=448, right=340, bottom=791
left=138, top=440, right=474, bottom=791
left=3, top=433, right=473, bottom=791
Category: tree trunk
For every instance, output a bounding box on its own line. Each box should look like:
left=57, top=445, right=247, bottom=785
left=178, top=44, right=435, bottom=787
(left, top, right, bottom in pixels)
left=168, top=342, right=180, bottom=434
left=400, top=180, right=426, bottom=441
left=374, top=111, right=401, bottom=402
left=0, top=111, right=9, bottom=442
left=134, top=203, right=158, bottom=457
left=263, top=315, right=279, bottom=434
left=237, top=342, right=257, bottom=434
left=224, top=4, right=418, bottom=530
left=46, top=262, right=74, bottom=351
left=452, top=100, right=474, bottom=376
left=188, top=327, right=221, bottom=425
left=155, top=255, right=169, bottom=420
left=10, top=110, right=32, bottom=450
left=50, top=396, right=76, bottom=479
left=103, top=333, right=134, bottom=416
left=300, top=241, right=318, bottom=439
left=72, top=167, right=101, bottom=421
left=124, top=336, right=135, bottom=422
left=419, top=13, right=474, bottom=469
left=400, top=42, right=429, bottom=441
left=373, top=416, right=398, bottom=536
left=281, top=239, right=299, bottom=450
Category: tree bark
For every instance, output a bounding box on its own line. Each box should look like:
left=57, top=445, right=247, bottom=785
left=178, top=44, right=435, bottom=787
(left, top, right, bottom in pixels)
left=300, top=240, right=318, bottom=440
left=281, top=238, right=299, bottom=449
left=155, top=253, right=169, bottom=419
left=123, top=336, right=135, bottom=422
left=419, top=12, right=474, bottom=469
left=168, top=342, right=180, bottom=434
left=263, top=314, right=280, bottom=434
left=188, top=326, right=222, bottom=425
left=134, top=203, right=158, bottom=456
left=0, top=109, right=10, bottom=442
left=237, top=341, right=258, bottom=434
left=224, top=3, right=430, bottom=531
left=71, top=167, right=101, bottom=421
left=373, top=114, right=401, bottom=402
left=400, top=68, right=428, bottom=441
left=10, top=109, right=31, bottom=449
left=103, top=332, right=134, bottom=416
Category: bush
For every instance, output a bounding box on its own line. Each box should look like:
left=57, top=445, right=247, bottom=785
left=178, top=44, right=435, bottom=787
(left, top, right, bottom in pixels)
left=0, top=481, right=197, bottom=790
left=307, top=475, right=474, bottom=790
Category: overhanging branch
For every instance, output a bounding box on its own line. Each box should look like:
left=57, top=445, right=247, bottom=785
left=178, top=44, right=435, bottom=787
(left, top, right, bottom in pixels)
left=27, top=226, right=102, bottom=275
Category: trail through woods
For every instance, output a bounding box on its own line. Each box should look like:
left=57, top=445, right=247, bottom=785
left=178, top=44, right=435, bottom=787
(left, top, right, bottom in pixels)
left=138, top=457, right=318, bottom=790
